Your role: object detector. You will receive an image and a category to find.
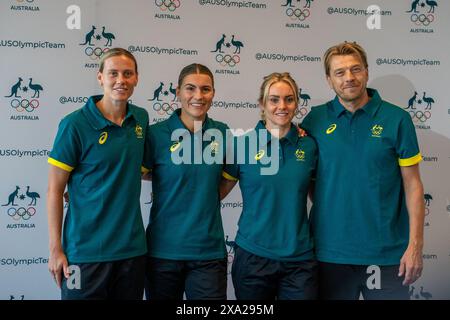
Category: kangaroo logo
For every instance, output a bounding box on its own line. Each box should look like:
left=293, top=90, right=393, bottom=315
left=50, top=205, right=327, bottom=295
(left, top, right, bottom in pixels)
left=3, top=185, right=40, bottom=222
left=410, top=286, right=433, bottom=300
left=80, top=25, right=116, bottom=60
left=148, top=81, right=179, bottom=118
left=2, top=186, right=20, bottom=206
left=5, top=77, right=43, bottom=113
left=283, top=0, right=313, bottom=21
left=225, top=235, right=236, bottom=274
left=406, top=89, right=434, bottom=124
left=212, top=34, right=244, bottom=68
left=407, top=0, right=437, bottom=27
left=4, top=77, right=23, bottom=98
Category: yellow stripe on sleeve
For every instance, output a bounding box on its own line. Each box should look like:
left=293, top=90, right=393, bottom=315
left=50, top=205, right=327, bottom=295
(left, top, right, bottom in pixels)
left=398, top=153, right=423, bottom=167
left=141, top=166, right=151, bottom=174
left=222, top=171, right=238, bottom=181
left=48, top=157, right=74, bottom=172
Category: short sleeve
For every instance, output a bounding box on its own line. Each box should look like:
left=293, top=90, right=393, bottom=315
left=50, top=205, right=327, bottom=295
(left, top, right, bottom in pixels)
left=48, top=118, right=80, bottom=172
left=396, top=113, right=422, bottom=167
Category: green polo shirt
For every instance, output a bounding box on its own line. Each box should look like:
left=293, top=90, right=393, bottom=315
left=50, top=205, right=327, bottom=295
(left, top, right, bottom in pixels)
left=223, top=121, right=316, bottom=261
left=301, top=88, right=422, bottom=265
left=48, top=95, right=148, bottom=263
left=145, top=109, right=228, bottom=260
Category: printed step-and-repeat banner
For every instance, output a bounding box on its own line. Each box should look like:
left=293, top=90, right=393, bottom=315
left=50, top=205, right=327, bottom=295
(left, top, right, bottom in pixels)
left=1, top=0, right=449, bottom=300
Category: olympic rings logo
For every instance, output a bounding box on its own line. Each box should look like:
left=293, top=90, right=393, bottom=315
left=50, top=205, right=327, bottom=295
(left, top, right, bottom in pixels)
left=286, top=8, right=310, bottom=21
left=10, top=98, right=39, bottom=112
left=425, top=207, right=430, bottom=216
left=294, top=107, right=308, bottom=119
left=410, top=13, right=434, bottom=26
left=215, top=54, right=240, bottom=67
left=7, top=207, right=36, bottom=221
left=84, top=47, right=109, bottom=60
left=153, top=102, right=178, bottom=116
left=409, top=110, right=431, bottom=123
left=155, top=0, right=181, bottom=12
left=16, top=0, right=34, bottom=3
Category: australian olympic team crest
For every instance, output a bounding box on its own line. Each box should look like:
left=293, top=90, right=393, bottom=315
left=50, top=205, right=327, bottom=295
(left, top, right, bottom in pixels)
left=2, top=185, right=40, bottom=229
left=294, top=87, right=312, bottom=121
left=148, top=81, right=180, bottom=123
left=211, top=34, right=244, bottom=75
left=406, top=0, right=437, bottom=33
left=405, top=89, right=435, bottom=130
left=4, top=76, right=43, bottom=121
left=79, top=25, right=116, bottom=67
left=154, top=0, right=182, bottom=20
left=282, top=0, right=314, bottom=29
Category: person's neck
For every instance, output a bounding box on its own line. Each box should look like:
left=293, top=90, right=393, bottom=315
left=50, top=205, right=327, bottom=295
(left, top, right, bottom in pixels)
left=339, top=93, right=370, bottom=114
left=180, top=111, right=205, bottom=133
left=265, top=122, right=291, bottom=139
left=96, top=98, right=127, bottom=126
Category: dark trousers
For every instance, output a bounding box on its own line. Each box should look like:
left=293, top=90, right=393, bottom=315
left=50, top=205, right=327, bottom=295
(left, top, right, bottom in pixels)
left=61, top=255, right=146, bottom=300
left=318, top=262, right=410, bottom=300
left=232, top=246, right=318, bottom=300
left=145, top=256, right=227, bottom=300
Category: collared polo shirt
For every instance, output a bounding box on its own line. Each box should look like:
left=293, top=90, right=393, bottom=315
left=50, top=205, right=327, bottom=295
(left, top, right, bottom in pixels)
left=223, top=121, right=316, bottom=261
left=301, top=88, right=422, bottom=265
left=48, top=95, right=148, bottom=263
left=145, top=109, right=229, bottom=260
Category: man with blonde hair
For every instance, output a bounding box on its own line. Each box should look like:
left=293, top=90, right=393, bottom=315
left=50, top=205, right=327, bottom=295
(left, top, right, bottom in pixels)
left=301, top=41, right=425, bottom=300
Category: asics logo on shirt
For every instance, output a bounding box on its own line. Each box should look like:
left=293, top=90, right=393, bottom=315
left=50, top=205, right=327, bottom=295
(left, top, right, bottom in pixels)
left=326, top=124, right=337, bottom=134
left=255, top=150, right=265, bottom=161
left=98, top=132, right=108, bottom=145
left=170, top=141, right=181, bottom=152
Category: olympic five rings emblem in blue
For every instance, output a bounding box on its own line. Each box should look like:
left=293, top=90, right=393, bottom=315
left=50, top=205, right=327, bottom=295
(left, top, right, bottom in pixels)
left=155, top=0, right=181, bottom=12
left=7, top=207, right=36, bottom=221
left=84, top=47, right=109, bottom=60
left=410, top=13, right=434, bottom=26
left=215, top=54, right=240, bottom=67
left=295, top=107, right=308, bottom=120
left=286, top=8, right=310, bottom=21
left=10, top=99, right=39, bottom=112
left=153, top=102, right=177, bottom=115
left=409, top=110, right=431, bottom=123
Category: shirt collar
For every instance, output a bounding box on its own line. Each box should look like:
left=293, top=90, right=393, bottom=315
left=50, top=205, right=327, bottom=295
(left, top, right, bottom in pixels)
left=82, top=95, right=136, bottom=130
left=255, top=120, right=299, bottom=147
left=168, top=108, right=213, bottom=138
left=329, top=88, right=382, bottom=118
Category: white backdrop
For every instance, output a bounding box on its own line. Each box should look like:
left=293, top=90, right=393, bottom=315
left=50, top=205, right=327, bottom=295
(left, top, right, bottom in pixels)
left=1, top=0, right=449, bottom=300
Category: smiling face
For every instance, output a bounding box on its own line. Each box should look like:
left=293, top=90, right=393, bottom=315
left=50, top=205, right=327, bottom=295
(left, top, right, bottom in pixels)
left=326, top=54, right=369, bottom=108
left=260, top=81, right=297, bottom=131
left=97, top=55, right=138, bottom=105
left=177, top=73, right=215, bottom=123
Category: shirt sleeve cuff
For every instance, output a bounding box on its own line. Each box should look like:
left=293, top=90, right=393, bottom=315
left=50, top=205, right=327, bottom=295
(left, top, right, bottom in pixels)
left=398, top=153, right=422, bottom=167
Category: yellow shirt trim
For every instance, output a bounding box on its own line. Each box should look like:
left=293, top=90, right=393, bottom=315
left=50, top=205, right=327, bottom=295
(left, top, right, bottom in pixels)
left=48, top=157, right=74, bottom=172
left=398, top=153, right=422, bottom=167
left=141, top=166, right=151, bottom=174
left=222, top=171, right=238, bottom=181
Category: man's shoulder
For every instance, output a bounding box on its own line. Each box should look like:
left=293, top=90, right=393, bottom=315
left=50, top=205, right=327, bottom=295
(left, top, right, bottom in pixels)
left=378, top=99, right=410, bottom=120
